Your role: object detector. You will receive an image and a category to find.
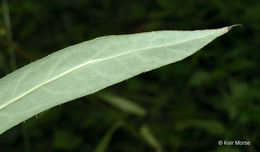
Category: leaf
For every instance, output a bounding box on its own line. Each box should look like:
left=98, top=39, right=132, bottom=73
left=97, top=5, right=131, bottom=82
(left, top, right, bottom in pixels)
left=97, top=92, right=146, bottom=116
left=94, top=122, right=121, bottom=152
left=140, top=125, right=162, bottom=152
left=0, top=26, right=235, bottom=134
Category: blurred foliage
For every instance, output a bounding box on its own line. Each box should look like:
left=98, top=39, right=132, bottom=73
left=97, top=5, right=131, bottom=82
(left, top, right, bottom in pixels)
left=0, top=0, right=259, bottom=151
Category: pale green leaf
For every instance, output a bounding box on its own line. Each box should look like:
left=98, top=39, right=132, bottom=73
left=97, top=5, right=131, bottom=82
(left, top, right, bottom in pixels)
left=0, top=26, right=234, bottom=134
left=97, top=92, right=146, bottom=116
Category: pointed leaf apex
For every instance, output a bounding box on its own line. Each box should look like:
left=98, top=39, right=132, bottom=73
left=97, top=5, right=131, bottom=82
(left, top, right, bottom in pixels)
left=227, top=24, right=243, bottom=31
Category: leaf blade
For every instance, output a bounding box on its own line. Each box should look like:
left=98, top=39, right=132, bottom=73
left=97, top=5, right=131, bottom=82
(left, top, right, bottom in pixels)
left=0, top=26, right=232, bottom=134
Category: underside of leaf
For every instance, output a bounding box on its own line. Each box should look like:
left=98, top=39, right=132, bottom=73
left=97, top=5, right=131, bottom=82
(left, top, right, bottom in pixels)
left=0, top=26, right=235, bottom=134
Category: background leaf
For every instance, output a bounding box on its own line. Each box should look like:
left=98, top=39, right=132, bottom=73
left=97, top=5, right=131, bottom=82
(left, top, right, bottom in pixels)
left=94, top=122, right=121, bottom=152
left=140, top=125, right=162, bottom=152
left=97, top=92, right=146, bottom=116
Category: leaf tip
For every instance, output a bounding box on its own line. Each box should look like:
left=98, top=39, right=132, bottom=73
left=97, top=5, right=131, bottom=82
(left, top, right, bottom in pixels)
left=227, top=24, right=243, bottom=31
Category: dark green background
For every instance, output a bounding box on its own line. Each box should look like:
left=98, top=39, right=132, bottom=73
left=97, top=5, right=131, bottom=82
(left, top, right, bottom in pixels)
left=0, top=0, right=259, bottom=151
